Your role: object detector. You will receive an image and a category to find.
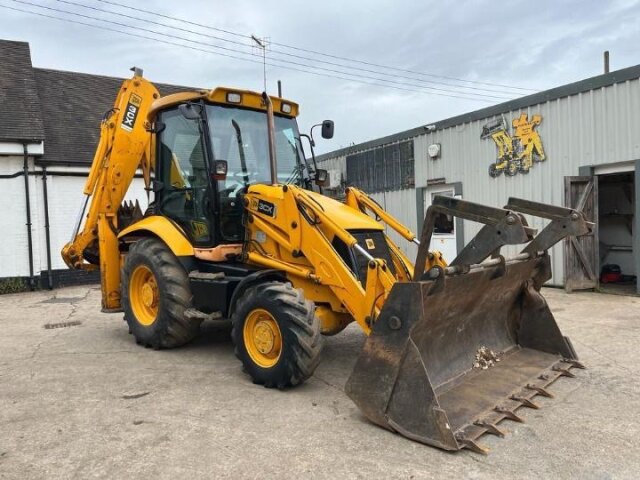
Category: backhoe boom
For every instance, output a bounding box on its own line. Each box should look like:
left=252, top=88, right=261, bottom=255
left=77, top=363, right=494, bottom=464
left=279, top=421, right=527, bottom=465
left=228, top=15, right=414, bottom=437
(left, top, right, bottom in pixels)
left=62, top=71, right=159, bottom=310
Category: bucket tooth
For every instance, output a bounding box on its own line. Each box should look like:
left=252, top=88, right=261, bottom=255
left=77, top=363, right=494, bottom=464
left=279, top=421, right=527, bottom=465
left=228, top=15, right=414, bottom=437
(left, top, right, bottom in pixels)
left=494, top=406, right=524, bottom=423
left=553, top=366, right=576, bottom=378
left=526, top=383, right=554, bottom=398
left=474, top=421, right=505, bottom=437
left=562, top=358, right=586, bottom=369
left=510, top=395, right=540, bottom=409
left=456, top=435, right=489, bottom=455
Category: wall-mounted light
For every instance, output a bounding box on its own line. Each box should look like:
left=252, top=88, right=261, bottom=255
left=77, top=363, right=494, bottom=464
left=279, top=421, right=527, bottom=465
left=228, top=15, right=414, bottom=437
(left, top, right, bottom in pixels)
left=428, top=143, right=441, bottom=159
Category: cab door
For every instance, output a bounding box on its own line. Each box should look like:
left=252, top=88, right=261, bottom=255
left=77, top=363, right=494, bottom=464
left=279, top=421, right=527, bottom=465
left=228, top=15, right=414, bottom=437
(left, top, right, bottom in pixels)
left=156, top=107, right=215, bottom=247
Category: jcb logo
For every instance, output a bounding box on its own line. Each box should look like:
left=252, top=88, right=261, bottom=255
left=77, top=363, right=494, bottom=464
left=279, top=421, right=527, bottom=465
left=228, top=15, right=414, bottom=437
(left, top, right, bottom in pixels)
left=191, top=220, right=209, bottom=239
left=120, top=94, right=142, bottom=132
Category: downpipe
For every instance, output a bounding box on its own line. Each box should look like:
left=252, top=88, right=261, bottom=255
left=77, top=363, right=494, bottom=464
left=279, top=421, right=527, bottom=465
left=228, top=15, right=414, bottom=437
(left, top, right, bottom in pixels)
left=42, top=166, right=53, bottom=289
left=22, top=143, right=35, bottom=290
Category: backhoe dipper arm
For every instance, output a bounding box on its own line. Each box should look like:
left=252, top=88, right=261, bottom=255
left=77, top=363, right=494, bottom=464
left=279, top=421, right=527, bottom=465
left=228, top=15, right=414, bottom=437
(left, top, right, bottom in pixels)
left=61, top=71, right=160, bottom=310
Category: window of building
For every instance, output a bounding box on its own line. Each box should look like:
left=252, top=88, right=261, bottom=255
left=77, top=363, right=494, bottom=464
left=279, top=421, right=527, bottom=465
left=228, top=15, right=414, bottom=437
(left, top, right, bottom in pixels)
left=346, top=140, right=414, bottom=193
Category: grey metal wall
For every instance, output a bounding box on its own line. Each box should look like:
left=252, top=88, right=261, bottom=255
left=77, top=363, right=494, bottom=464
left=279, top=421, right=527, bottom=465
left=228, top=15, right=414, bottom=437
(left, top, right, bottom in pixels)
left=319, top=77, right=640, bottom=285
left=370, top=189, right=419, bottom=260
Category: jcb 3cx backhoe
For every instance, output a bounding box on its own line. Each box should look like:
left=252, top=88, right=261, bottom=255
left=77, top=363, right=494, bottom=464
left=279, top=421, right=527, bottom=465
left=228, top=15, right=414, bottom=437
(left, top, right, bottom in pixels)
left=62, top=69, right=589, bottom=453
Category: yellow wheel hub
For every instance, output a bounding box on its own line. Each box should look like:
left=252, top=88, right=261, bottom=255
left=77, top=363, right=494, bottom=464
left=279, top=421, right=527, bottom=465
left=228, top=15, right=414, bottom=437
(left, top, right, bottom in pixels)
left=129, top=264, right=159, bottom=326
left=243, top=308, right=282, bottom=368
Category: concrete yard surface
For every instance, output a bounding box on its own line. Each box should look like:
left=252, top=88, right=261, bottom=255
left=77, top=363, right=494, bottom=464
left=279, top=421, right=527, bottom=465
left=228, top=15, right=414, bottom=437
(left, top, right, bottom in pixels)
left=0, top=286, right=638, bottom=479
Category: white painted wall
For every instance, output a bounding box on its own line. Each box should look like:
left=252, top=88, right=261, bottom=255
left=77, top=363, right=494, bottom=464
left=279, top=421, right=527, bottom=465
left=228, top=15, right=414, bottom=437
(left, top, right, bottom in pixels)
left=0, top=142, right=44, bottom=156
left=0, top=157, right=150, bottom=278
left=0, top=156, right=40, bottom=277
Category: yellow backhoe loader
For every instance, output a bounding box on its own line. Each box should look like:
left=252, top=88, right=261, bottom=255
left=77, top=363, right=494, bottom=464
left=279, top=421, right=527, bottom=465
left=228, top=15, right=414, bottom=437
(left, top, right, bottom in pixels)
left=62, top=69, right=590, bottom=453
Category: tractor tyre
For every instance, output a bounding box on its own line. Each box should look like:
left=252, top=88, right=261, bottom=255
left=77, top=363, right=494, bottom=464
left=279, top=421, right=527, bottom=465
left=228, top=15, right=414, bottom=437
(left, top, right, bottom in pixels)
left=231, top=281, right=323, bottom=389
left=121, top=237, right=200, bottom=349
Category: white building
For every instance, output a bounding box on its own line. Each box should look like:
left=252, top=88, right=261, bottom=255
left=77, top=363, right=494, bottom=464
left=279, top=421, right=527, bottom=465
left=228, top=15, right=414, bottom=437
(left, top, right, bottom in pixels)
left=317, top=64, right=640, bottom=294
left=0, top=39, right=187, bottom=289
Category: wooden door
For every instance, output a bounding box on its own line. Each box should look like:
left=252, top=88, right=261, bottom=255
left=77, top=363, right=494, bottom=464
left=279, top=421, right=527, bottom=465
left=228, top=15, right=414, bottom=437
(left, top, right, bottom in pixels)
left=564, top=176, right=598, bottom=291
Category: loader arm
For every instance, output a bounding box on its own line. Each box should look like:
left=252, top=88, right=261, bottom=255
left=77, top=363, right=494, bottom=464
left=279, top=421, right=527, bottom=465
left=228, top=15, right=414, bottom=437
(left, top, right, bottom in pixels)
left=245, top=184, right=398, bottom=333
left=61, top=71, right=160, bottom=310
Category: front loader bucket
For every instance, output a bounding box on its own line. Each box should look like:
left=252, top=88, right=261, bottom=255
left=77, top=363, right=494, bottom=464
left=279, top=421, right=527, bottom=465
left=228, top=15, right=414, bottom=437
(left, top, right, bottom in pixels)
left=345, top=197, right=591, bottom=453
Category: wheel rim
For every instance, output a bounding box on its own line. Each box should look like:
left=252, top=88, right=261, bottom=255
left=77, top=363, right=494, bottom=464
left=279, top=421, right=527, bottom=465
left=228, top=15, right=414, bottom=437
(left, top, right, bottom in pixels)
left=243, top=308, right=282, bottom=368
left=129, top=264, right=159, bottom=326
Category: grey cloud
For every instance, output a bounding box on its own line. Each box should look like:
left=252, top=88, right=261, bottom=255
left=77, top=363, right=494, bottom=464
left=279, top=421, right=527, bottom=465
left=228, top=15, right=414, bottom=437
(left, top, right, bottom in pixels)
left=1, top=0, right=639, bottom=153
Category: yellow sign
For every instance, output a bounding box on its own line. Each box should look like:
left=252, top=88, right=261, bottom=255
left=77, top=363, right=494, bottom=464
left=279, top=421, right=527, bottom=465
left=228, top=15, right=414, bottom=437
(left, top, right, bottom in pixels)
left=481, top=113, right=546, bottom=177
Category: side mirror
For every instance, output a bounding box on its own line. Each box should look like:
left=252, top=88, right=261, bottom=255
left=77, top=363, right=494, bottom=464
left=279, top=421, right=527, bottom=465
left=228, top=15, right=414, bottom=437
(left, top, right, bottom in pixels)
left=179, top=103, right=202, bottom=120
left=321, top=120, right=334, bottom=139
left=212, top=160, right=228, bottom=181
left=315, top=168, right=329, bottom=186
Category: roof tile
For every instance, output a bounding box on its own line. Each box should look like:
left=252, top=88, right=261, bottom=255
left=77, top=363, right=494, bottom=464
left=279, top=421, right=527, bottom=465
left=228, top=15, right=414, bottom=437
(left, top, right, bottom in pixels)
left=0, top=40, right=45, bottom=142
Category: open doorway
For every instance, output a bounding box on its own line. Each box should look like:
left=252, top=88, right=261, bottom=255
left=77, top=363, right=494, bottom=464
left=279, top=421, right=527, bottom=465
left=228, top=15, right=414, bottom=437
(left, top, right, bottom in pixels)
left=598, top=172, right=636, bottom=295
left=423, top=186, right=459, bottom=263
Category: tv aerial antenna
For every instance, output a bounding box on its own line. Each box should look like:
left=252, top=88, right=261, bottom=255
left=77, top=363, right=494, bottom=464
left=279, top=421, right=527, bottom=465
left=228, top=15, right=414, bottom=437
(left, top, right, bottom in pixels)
left=251, top=35, right=270, bottom=93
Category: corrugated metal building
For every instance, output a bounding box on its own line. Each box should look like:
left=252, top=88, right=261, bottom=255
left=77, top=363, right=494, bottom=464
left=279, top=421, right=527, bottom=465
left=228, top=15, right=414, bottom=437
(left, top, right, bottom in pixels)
left=317, top=65, right=640, bottom=293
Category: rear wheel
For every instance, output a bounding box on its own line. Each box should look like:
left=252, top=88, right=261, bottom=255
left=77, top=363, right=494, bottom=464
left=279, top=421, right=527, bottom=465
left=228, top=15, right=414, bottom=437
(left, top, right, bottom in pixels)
left=231, top=281, right=323, bottom=388
left=121, top=237, right=200, bottom=349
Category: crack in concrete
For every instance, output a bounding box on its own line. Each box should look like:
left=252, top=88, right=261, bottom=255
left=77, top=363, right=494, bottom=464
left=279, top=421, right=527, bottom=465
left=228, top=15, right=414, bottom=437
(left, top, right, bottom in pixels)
left=312, top=374, right=343, bottom=392
left=24, top=290, right=93, bottom=370
left=64, top=288, right=92, bottom=322
left=29, top=340, right=44, bottom=360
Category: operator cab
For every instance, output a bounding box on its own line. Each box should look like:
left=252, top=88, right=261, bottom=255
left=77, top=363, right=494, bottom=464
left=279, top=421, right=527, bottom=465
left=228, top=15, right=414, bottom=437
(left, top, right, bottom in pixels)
left=151, top=88, right=332, bottom=252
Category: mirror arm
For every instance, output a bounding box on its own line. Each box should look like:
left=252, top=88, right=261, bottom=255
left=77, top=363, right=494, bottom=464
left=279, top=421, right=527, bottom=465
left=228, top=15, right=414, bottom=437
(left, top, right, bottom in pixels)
left=310, top=123, right=322, bottom=146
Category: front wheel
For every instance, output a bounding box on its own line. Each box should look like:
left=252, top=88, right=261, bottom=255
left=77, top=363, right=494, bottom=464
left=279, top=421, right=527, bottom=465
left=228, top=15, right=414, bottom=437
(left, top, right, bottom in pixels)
left=231, top=281, right=323, bottom=388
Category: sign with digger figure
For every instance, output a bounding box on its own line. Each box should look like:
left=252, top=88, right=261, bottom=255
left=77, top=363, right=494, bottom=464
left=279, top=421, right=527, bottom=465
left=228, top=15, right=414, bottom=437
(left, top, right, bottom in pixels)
left=481, top=113, right=546, bottom=177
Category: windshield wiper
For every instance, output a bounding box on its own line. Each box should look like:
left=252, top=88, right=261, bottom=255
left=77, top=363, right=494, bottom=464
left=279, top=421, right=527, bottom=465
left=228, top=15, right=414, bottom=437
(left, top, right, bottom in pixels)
left=284, top=163, right=305, bottom=185
left=231, top=119, right=250, bottom=186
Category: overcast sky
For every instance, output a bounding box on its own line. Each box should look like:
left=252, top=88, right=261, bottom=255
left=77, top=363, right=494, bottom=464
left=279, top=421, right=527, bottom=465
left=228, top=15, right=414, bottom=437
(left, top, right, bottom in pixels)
left=1, top=0, right=639, bottom=154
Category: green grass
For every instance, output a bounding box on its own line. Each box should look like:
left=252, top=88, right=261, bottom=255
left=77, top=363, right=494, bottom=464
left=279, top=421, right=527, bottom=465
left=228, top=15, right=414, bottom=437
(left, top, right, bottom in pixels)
left=0, top=277, right=30, bottom=295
